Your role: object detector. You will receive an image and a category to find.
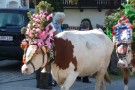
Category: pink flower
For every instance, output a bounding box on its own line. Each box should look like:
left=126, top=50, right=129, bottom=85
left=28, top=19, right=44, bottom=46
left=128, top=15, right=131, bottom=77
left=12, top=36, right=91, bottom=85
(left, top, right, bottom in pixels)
left=28, top=31, right=34, bottom=38
left=32, top=28, right=36, bottom=31
left=45, top=38, right=51, bottom=49
left=26, top=29, right=30, bottom=34
left=46, top=16, right=50, bottom=21
left=35, top=28, right=41, bottom=32
left=33, top=17, right=36, bottom=21
left=40, top=10, right=43, bottom=14
left=33, top=22, right=36, bottom=26
left=42, top=31, right=46, bottom=36
left=42, top=14, right=46, bottom=18
left=27, top=23, right=31, bottom=28
left=37, top=15, right=41, bottom=19
left=49, top=29, right=53, bottom=37
left=29, top=33, right=34, bottom=38
left=33, top=14, right=36, bottom=17
left=35, top=14, right=38, bottom=18
left=37, top=39, right=44, bottom=46
left=49, top=13, right=53, bottom=17
left=46, top=13, right=53, bottom=21
left=45, top=25, right=49, bottom=32
left=44, top=11, right=48, bottom=15
left=22, top=9, right=53, bottom=48
left=43, top=32, right=48, bottom=39
left=35, top=33, right=39, bottom=37
left=36, top=19, right=41, bottom=23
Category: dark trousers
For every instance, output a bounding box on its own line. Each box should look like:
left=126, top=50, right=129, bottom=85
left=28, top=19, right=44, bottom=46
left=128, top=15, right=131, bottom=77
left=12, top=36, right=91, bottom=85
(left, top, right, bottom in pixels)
left=108, top=51, right=118, bottom=71
left=36, top=68, right=52, bottom=89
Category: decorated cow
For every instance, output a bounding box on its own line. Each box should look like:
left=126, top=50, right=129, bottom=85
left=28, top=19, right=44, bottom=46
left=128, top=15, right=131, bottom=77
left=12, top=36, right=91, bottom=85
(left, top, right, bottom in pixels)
left=21, top=28, right=114, bottom=90
left=112, top=15, right=133, bottom=90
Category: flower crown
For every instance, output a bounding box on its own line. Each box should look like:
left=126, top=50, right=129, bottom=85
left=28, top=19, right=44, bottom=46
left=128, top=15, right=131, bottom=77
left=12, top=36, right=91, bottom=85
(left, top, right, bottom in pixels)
left=21, top=1, right=54, bottom=48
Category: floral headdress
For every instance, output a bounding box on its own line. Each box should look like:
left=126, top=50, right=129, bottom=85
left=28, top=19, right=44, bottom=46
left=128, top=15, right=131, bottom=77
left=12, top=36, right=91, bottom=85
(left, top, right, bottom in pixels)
left=20, top=1, right=54, bottom=64
left=21, top=1, right=54, bottom=48
left=112, top=15, right=133, bottom=44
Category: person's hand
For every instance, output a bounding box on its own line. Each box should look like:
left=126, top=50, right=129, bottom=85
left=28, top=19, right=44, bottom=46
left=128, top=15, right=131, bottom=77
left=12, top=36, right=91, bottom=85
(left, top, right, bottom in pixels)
left=53, top=31, right=59, bottom=36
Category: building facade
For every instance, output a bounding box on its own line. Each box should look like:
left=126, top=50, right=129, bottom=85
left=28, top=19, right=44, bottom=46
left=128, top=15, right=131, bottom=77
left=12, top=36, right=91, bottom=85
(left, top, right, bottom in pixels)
left=61, top=0, right=125, bottom=28
left=0, top=0, right=125, bottom=29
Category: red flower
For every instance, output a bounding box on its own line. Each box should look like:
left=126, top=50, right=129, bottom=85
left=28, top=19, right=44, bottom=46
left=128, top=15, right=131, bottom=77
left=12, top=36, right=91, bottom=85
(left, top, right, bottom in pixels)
left=121, top=15, right=126, bottom=19
left=124, top=19, right=129, bottom=23
left=112, top=26, right=115, bottom=30
left=118, top=20, right=122, bottom=24
left=112, top=31, right=115, bottom=36
left=128, top=25, right=133, bottom=29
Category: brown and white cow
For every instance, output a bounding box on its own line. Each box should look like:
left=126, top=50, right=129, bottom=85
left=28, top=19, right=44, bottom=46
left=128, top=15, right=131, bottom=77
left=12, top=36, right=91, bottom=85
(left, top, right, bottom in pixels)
left=21, top=29, right=114, bottom=90
left=116, top=43, right=135, bottom=90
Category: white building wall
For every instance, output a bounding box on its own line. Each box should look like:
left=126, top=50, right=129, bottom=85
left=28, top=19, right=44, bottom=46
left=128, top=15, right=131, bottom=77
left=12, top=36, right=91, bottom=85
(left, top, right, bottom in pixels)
left=63, top=9, right=108, bottom=28
left=0, top=0, right=29, bottom=8
left=0, top=0, right=7, bottom=8
left=8, top=0, right=20, bottom=8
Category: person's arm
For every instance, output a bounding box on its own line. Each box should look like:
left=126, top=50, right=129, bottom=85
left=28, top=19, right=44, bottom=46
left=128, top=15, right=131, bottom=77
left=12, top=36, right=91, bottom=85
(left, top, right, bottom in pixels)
left=51, top=22, right=58, bottom=36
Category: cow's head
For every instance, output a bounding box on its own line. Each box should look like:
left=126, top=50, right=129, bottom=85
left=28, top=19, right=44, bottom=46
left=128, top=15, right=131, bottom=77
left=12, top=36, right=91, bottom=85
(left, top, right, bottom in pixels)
left=21, top=43, right=49, bottom=74
left=116, top=43, right=133, bottom=68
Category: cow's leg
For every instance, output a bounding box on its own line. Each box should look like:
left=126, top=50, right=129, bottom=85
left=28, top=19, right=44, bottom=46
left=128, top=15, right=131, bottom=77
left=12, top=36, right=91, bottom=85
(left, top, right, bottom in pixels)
left=101, top=79, right=106, bottom=90
left=122, top=69, right=129, bottom=90
left=95, top=69, right=106, bottom=90
left=100, top=55, right=111, bottom=90
left=61, top=71, right=79, bottom=90
left=95, top=74, right=102, bottom=90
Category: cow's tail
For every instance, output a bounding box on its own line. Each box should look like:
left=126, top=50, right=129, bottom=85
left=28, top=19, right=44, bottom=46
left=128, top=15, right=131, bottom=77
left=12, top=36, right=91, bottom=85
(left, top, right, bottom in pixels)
left=104, top=71, right=111, bottom=84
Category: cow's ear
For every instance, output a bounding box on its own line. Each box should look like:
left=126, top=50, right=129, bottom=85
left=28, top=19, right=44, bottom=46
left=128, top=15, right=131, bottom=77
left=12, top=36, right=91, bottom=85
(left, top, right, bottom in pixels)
left=20, top=39, right=29, bottom=50
left=26, top=45, right=38, bottom=63
left=20, top=43, right=29, bottom=50
left=20, top=43, right=25, bottom=50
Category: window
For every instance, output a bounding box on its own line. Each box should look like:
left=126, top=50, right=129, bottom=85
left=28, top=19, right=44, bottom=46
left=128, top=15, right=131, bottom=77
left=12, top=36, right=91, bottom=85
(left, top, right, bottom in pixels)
left=0, top=13, right=24, bottom=27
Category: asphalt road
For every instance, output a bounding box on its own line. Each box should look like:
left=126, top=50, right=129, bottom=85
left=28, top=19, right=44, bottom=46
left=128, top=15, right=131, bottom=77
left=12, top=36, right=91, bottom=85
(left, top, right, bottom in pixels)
left=0, top=60, right=135, bottom=90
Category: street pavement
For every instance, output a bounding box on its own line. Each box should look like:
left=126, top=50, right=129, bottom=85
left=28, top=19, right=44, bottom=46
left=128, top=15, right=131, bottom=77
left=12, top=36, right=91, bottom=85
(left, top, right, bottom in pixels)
left=0, top=60, right=135, bottom=90
left=0, top=75, right=135, bottom=90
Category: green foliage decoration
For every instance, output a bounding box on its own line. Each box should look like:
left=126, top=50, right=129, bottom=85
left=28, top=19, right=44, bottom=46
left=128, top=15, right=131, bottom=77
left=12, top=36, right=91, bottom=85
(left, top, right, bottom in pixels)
left=39, top=0, right=62, bottom=11
left=122, top=2, right=135, bottom=23
left=130, top=0, right=135, bottom=9
left=35, top=1, right=53, bottom=13
left=104, top=2, right=135, bottom=42
left=104, top=10, right=123, bottom=39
